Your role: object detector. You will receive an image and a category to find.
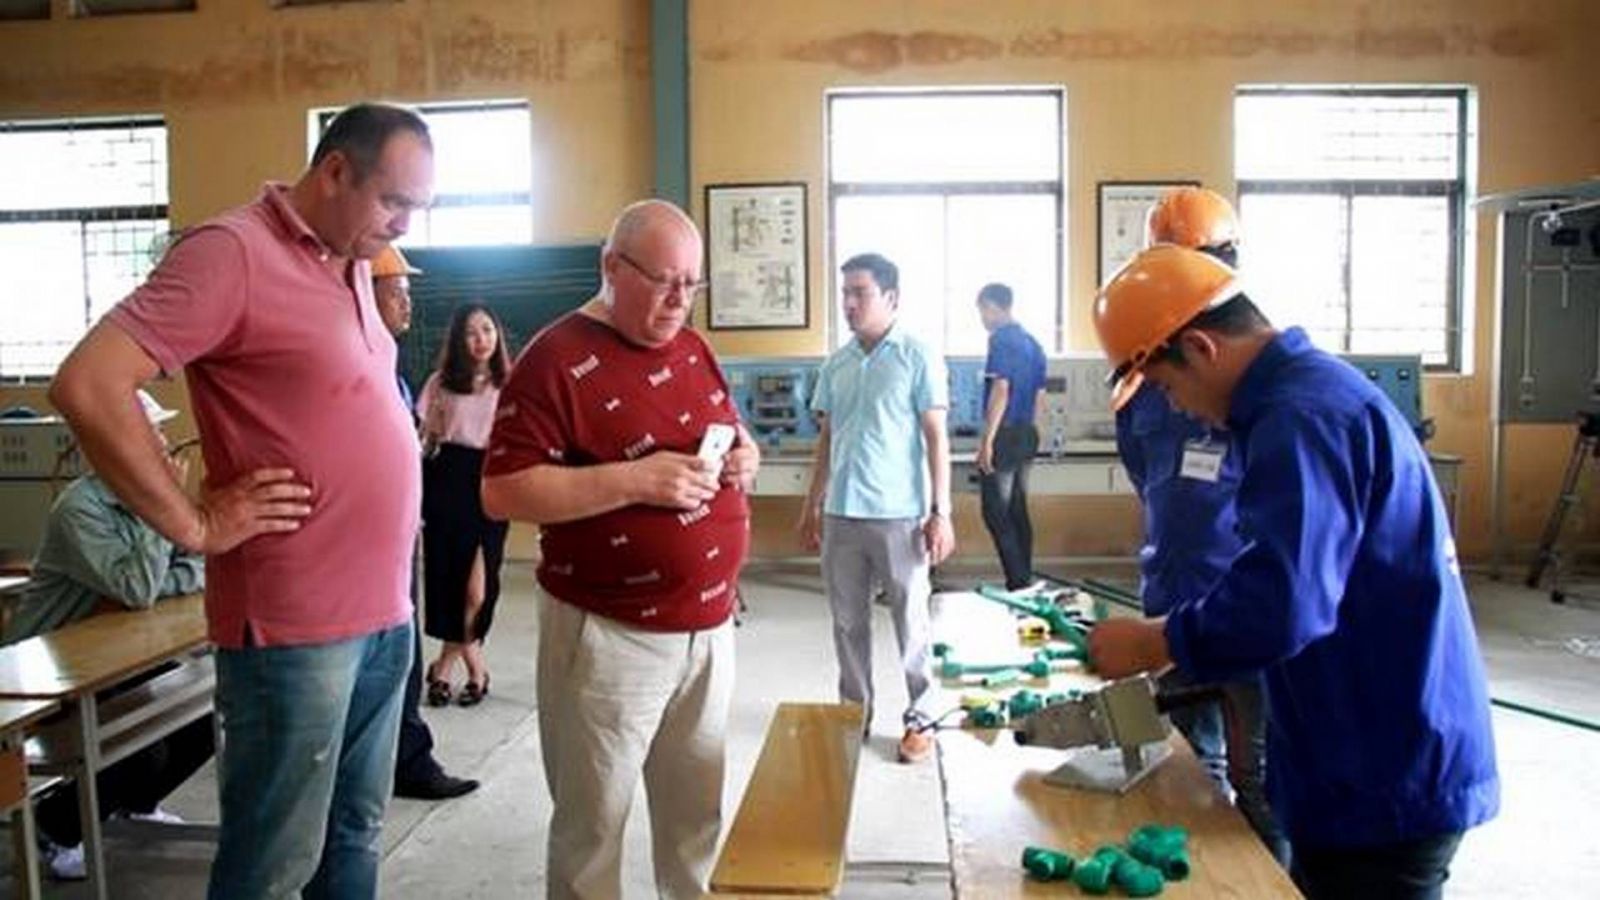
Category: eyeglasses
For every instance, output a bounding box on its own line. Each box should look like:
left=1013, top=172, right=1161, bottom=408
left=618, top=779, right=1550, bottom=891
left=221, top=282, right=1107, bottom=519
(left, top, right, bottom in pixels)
left=617, top=251, right=707, bottom=301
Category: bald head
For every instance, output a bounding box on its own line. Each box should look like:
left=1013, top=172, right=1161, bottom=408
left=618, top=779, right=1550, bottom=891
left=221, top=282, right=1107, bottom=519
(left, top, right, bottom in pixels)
left=599, top=199, right=705, bottom=348
left=605, top=199, right=701, bottom=260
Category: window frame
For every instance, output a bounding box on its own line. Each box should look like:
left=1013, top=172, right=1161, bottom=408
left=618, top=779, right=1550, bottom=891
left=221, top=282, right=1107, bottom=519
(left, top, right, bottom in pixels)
left=312, top=99, right=534, bottom=247
left=1235, top=85, right=1470, bottom=372
left=0, top=115, right=169, bottom=381
left=825, top=87, right=1066, bottom=354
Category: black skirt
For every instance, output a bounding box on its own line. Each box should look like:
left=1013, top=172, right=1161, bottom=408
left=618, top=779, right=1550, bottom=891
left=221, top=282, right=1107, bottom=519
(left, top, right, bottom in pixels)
left=421, top=443, right=510, bottom=643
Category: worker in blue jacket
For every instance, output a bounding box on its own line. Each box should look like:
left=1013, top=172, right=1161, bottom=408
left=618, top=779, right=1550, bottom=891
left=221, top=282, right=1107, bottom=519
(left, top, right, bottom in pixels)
left=1090, top=245, right=1498, bottom=900
left=1115, top=188, right=1284, bottom=863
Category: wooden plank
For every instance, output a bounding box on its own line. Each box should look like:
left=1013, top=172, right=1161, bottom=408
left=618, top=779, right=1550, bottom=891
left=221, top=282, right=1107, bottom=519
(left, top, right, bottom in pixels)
left=0, top=593, right=205, bottom=699
left=710, top=702, right=865, bottom=896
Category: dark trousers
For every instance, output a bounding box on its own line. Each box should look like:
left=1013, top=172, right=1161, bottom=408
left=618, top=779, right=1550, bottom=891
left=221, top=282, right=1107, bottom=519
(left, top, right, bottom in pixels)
left=1292, top=832, right=1464, bottom=900
left=395, top=548, right=440, bottom=785
left=979, top=424, right=1040, bottom=590
left=36, top=715, right=215, bottom=846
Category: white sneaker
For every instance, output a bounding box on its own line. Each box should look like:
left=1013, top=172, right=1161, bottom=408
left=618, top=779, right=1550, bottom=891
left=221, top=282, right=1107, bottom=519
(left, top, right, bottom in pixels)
left=45, top=841, right=86, bottom=881
left=124, top=806, right=185, bottom=825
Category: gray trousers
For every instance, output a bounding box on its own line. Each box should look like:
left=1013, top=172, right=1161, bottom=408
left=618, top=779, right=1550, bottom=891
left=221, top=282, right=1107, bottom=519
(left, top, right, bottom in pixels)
left=821, top=515, right=933, bottom=730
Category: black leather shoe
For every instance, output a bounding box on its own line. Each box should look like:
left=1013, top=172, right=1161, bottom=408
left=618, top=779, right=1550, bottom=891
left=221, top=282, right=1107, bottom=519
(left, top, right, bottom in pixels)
left=395, top=771, right=480, bottom=801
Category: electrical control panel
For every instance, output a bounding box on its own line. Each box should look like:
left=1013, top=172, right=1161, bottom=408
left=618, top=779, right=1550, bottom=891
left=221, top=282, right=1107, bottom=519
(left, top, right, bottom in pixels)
left=0, top=415, right=83, bottom=555
left=945, top=357, right=987, bottom=452
left=721, top=358, right=822, bottom=454
left=1343, top=354, right=1425, bottom=437
left=721, top=351, right=1428, bottom=461
left=0, top=416, right=82, bottom=480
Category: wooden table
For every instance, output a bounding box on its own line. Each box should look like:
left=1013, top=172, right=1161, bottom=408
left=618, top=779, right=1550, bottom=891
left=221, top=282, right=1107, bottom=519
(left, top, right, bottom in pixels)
left=930, top=592, right=1300, bottom=898
left=1, top=698, right=58, bottom=900
left=0, top=592, right=211, bottom=900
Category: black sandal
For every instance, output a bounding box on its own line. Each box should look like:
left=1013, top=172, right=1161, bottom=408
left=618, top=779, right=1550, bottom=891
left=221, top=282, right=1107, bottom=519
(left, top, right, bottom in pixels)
left=458, top=674, right=490, bottom=708
left=425, top=664, right=453, bottom=707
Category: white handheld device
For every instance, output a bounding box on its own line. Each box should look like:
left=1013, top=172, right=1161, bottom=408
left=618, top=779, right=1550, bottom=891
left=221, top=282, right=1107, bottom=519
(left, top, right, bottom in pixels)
left=698, top=423, right=736, bottom=462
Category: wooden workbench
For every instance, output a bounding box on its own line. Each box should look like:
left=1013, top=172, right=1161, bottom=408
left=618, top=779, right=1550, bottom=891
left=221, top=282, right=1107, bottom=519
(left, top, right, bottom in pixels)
left=930, top=591, right=1300, bottom=898
left=0, top=592, right=211, bottom=900
left=0, top=592, right=207, bottom=699
left=2, top=698, right=59, bottom=900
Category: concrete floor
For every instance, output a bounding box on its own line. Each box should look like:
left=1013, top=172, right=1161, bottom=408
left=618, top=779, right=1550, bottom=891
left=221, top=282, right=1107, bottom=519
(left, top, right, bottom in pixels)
left=3, top=563, right=1597, bottom=898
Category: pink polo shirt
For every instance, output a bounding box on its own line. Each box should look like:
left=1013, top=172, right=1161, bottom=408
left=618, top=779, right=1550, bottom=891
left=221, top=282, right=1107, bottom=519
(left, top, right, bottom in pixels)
left=108, top=184, right=420, bottom=649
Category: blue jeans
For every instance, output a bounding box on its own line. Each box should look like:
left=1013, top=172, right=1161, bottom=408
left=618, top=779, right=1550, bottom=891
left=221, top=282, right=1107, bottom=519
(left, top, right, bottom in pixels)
left=207, top=622, right=412, bottom=900
left=979, top=424, right=1039, bottom=590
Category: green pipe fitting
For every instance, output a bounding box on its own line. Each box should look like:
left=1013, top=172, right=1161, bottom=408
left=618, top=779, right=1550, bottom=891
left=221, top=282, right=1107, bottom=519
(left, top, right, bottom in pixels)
left=1071, top=847, right=1117, bottom=895
left=1036, top=644, right=1086, bottom=661
left=967, top=706, right=1007, bottom=728
left=941, top=658, right=1037, bottom=679
left=1008, top=690, right=1044, bottom=718
left=1022, top=660, right=1052, bottom=678
left=1020, top=846, right=1075, bottom=881
left=1108, top=846, right=1166, bottom=897
left=1127, top=825, right=1191, bottom=881
left=932, top=641, right=952, bottom=658
left=979, top=668, right=1023, bottom=687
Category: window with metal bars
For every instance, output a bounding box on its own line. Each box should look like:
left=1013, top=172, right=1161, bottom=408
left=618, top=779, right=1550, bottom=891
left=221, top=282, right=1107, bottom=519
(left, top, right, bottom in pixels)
left=0, top=116, right=169, bottom=379
left=313, top=100, right=533, bottom=248
left=826, top=88, right=1065, bottom=355
left=1234, top=87, right=1472, bottom=371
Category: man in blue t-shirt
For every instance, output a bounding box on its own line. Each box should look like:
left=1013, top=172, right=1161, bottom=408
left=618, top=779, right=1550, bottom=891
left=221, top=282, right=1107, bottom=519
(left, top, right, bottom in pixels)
left=975, top=283, right=1047, bottom=590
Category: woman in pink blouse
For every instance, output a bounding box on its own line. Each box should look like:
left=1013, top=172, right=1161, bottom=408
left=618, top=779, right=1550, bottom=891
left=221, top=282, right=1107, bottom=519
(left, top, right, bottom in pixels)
left=417, top=302, right=511, bottom=707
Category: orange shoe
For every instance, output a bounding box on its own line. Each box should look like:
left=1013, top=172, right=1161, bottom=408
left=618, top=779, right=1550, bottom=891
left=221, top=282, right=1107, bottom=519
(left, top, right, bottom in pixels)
left=898, top=727, right=934, bottom=764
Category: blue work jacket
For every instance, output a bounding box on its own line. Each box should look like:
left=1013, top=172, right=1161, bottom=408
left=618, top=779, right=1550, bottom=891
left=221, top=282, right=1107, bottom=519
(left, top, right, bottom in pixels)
left=1164, top=328, right=1499, bottom=848
left=1115, top=382, right=1245, bottom=616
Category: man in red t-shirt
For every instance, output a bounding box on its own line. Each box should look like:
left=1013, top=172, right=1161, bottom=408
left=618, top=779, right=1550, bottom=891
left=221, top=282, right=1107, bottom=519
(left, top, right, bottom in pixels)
left=483, top=199, right=759, bottom=899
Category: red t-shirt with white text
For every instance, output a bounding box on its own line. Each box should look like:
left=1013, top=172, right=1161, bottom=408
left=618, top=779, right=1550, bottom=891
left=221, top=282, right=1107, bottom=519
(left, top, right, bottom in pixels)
left=484, top=313, right=748, bottom=631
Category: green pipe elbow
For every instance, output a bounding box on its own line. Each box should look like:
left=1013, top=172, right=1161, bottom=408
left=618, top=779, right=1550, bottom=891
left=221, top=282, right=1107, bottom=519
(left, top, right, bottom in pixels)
left=1020, top=846, right=1075, bottom=881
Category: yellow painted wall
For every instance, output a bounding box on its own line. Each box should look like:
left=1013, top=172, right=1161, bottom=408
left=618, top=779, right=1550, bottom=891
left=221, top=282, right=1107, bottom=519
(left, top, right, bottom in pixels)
left=2, top=0, right=1597, bottom=567
left=0, top=0, right=651, bottom=232
left=690, top=0, right=1600, bottom=563
left=0, top=0, right=652, bottom=560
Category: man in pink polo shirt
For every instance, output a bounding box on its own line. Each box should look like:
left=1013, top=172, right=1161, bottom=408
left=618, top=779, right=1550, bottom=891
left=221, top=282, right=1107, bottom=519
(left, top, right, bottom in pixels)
left=49, top=103, right=433, bottom=899
left=483, top=200, right=759, bottom=899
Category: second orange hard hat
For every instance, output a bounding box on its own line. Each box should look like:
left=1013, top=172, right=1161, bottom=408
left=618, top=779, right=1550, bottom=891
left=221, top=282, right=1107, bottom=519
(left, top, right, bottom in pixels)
left=1145, top=187, right=1240, bottom=251
left=371, top=245, right=422, bottom=279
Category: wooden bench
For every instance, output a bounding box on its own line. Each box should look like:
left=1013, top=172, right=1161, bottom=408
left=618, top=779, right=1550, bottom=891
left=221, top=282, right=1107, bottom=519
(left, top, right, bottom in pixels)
left=2, top=698, right=59, bottom=900
left=709, top=702, right=865, bottom=897
left=0, top=592, right=212, bottom=900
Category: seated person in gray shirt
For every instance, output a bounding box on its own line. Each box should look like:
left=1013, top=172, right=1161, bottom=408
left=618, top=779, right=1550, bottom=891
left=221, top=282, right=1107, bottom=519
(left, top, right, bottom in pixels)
left=2, top=390, right=213, bottom=880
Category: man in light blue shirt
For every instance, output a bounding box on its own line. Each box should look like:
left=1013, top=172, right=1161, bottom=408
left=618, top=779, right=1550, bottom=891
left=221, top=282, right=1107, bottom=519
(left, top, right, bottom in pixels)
left=800, top=252, right=954, bottom=764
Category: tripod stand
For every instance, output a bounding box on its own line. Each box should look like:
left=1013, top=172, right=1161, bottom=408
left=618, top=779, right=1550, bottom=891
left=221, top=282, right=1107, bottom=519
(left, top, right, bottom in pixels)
left=1525, top=411, right=1600, bottom=602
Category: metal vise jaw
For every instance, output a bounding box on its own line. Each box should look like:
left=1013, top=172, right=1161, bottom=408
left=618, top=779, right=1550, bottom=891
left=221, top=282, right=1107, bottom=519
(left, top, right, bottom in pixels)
left=1013, top=673, right=1174, bottom=794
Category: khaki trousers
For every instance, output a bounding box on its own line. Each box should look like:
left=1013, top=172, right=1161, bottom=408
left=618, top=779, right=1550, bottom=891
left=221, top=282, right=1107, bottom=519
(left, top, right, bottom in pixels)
left=536, top=592, right=735, bottom=899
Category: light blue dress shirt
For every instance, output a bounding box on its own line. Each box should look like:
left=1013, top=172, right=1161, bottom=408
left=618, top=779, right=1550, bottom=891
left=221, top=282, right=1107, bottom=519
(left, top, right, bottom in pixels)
left=811, top=324, right=948, bottom=519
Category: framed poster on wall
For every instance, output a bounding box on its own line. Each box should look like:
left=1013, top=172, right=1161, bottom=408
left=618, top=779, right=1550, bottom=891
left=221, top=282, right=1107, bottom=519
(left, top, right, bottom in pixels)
left=704, top=182, right=808, bottom=330
left=1097, top=180, right=1200, bottom=285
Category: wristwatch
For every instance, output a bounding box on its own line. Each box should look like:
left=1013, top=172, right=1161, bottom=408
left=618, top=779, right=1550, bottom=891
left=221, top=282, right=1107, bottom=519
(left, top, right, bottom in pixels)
left=929, top=504, right=946, bottom=518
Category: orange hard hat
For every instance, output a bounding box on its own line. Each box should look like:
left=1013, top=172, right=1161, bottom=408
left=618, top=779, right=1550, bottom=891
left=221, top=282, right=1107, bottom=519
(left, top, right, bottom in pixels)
left=371, top=245, right=421, bottom=279
left=1146, top=187, right=1239, bottom=251
left=1094, top=244, right=1241, bottom=410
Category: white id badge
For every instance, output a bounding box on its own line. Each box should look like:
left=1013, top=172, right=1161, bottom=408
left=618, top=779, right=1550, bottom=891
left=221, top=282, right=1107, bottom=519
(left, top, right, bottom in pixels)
left=1179, top=441, right=1225, bottom=483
